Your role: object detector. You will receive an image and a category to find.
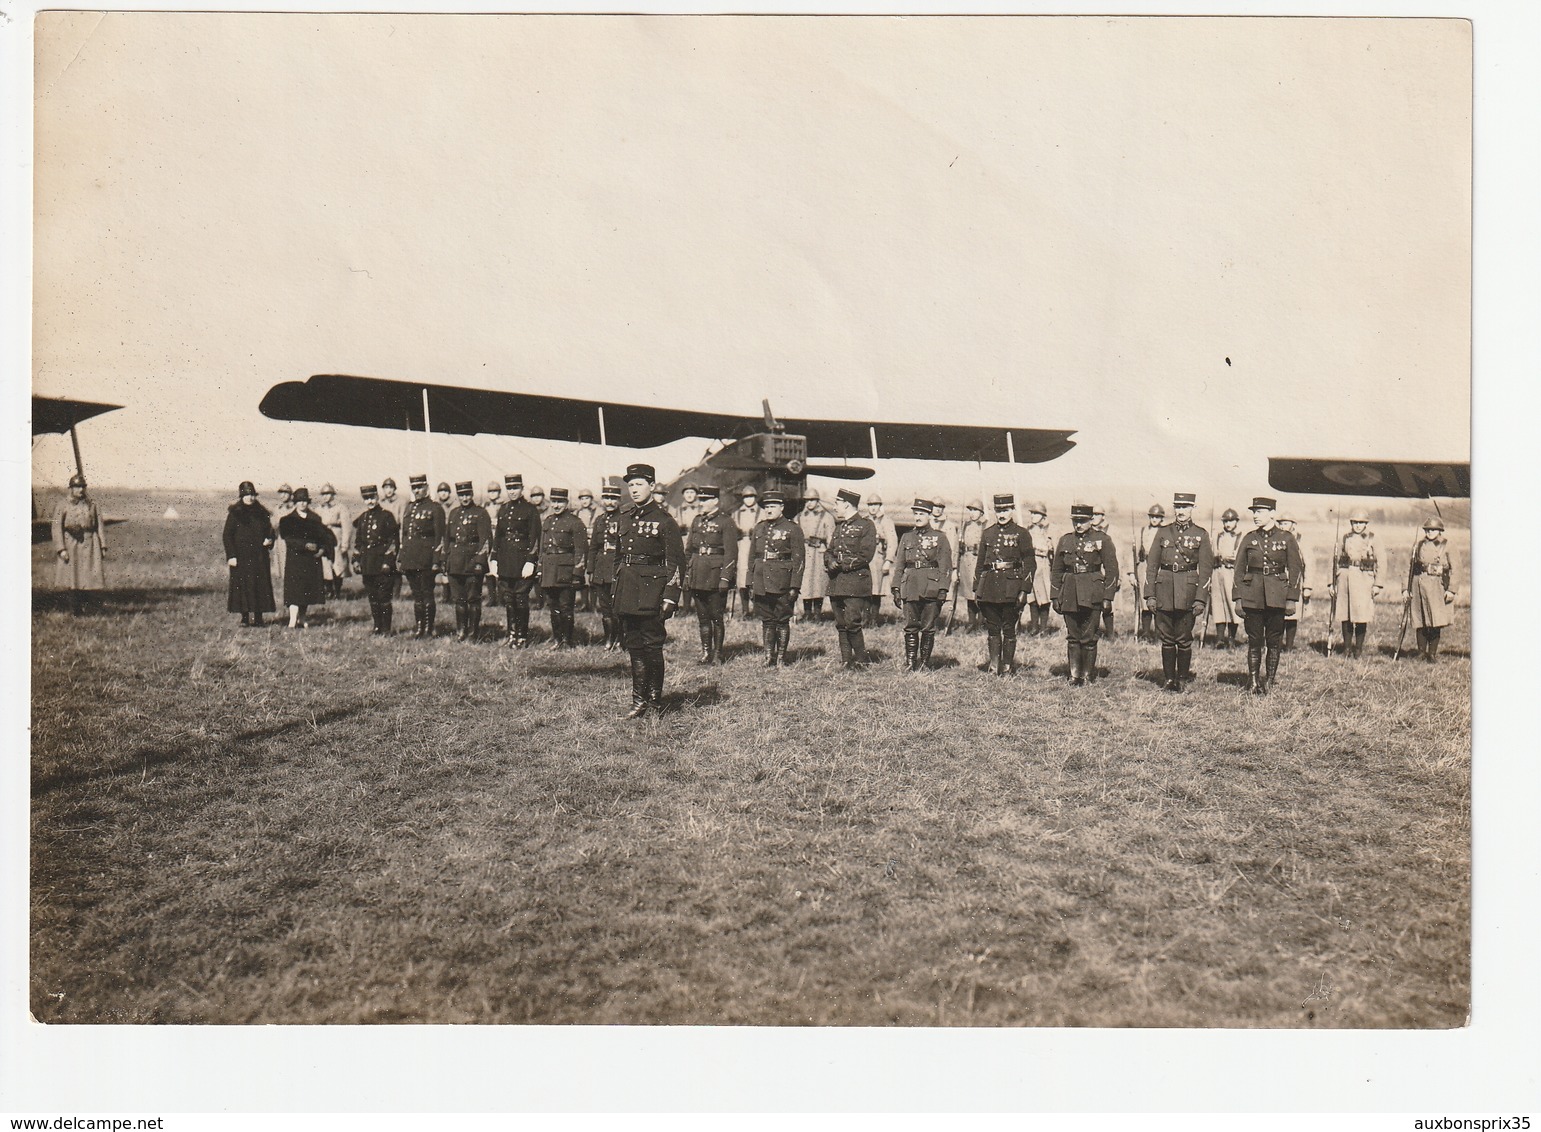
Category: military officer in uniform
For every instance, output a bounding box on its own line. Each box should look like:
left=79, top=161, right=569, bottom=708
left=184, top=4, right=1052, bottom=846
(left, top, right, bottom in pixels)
left=613, top=464, right=686, bottom=718
left=1091, top=505, right=1119, bottom=638
left=1330, top=509, right=1381, bottom=658
left=1144, top=492, right=1214, bottom=692
left=379, top=476, right=406, bottom=600
left=586, top=485, right=625, bottom=650
left=445, top=481, right=493, bottom=641
left=684, top=485, right=738, bottom=666
left=1406, top=516, right=1457, bottom=663
left=1234, top=496, right=1305, bottom=694
left=1027, top=501, right=1055, bottom=636
left=350, top=485, right=400, bottom=635
left=1131, top=504, right=1167, bottom=641
left=538, top=487, right=588, bottom=648
left=1051, top=503, right=1119, bottom=686
left=733, top=487, right=760, bottom=620
left=398, top=474, right=446, bottom=638
left=492, top=473, right=541, bottom=648
left=825, top=487, right=878, bottom=670
left=1210, top=508, right=1243, bottom=649
left=747, top=490, right=805, bottom=667
left=973, top=493, right=1034, bottom=677
left=893, top=499, right=953, bottom=672
left=864, top=493, right=898, bottom=628
left=956, top=500, right=986, bottom=633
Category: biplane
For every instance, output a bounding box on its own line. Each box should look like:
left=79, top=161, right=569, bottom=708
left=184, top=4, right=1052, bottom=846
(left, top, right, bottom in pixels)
left=32, top=395, right=124, bottom=542
left=1267, top=457, right=1470, bottom=500
left=260, top=374, right=1077, bottom=516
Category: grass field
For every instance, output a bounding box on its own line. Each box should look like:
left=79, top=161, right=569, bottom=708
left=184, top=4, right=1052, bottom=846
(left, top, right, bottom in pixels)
left=30, top=511, right=1470, bottom=1026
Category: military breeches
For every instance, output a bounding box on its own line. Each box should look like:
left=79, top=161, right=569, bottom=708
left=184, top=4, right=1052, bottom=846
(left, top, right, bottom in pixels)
left=1154, top=608, right=1196, bottom=649
left=692, top=589, right=728, bottom=624
left=1242, top=608, right=1286, bottom=650
left=542, top=585, right=575, bottom=619
left=753, top=592, right=796, bottom=626
left=405, top=569, right=437, bottom=603
left=362, top=572, right=395, bottom=606
left=978, top=601, right=1020, bottom=638
left=829, top=595, right=869, bottom=632
left=448, top=574, right=484, bottom=603
left=500, top=573, right=537, bottom=603
left=618, top=612, right=668, bottom=650
left=903, top=599, right=942, bottom=633
left=1062, top=608, right=1100, bottom=646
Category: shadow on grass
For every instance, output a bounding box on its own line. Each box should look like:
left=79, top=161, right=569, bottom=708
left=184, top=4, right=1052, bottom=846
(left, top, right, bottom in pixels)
left=524, top=657, right=630, bottom=676
left=659, top=684, right=728, bottom=713
left=781, top=645, right=828, bottom=665
left=720, top=641, right=766, bottom=662
left=32, top=586, right=219, bottom=615
left=1214, top=670, right=1254, bottom=688
left=32, top=703, right=374, bottom=796
left=1375, top=643, right=1470, bottom=660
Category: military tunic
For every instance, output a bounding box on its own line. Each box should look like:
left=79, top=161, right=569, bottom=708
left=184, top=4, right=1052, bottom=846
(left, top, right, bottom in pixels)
left=539, top=512, right=588, bottom=588
left=587, top=509, right=624, bottom=636
left=825, top=514, right=877, bottom=632
left=748, top=517, right=805, bottom=625
left=1234, top=524, right=1304, bottom=664
left=444, top=503, right=493, bottom=603
left=1050, top=527, right=1118, bottom=647
left=685, top=511, right=740, bottom=593
left=973, top=521, right=1034, bottom=642
left=493, top=498, right=542, bottom=603
left=1144, top=519, right=1214, bottom=664
left=893, top=526, right=952, bottom=633
left=1334, top=531, right=1379, bottom=623
left=612, top=499, right=686, bottom=649
left=351, top=505, right=400, bottom=623
left=1409, top=539, right=1456, bottom=630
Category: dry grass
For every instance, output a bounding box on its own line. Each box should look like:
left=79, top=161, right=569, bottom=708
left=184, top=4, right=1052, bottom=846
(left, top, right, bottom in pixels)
left=31, top=511, right=1469, bottom=1026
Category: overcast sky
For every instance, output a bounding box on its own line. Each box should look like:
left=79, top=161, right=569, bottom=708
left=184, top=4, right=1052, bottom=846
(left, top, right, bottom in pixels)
left=31, top=14, right=1470, bottom=503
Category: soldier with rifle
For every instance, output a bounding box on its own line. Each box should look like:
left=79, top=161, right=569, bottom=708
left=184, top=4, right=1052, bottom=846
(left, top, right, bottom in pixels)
left=1131, top=504, right=1166, bottom=641
left=1330, top=509, right=1382, bottom=658
left=1400, top=516, right=1457, bottom=663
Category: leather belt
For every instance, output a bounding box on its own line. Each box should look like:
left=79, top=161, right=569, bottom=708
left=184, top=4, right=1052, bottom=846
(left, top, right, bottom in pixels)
left=986, top=561, right=1019, bottom=572
left=620, top=554, right=664, bottom=566
left=1158, top=564, right=1195, bottom=571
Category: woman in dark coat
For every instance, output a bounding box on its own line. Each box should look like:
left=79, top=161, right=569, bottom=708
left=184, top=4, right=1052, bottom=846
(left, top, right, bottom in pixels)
left=277, top=487, right=336, bottom=627
left=223, top=481, right=276, bottom=626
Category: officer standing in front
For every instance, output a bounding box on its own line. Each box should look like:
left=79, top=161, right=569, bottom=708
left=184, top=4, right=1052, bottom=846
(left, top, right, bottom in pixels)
left=445, top=481, right=493, bottom=642
left=538, top=487, right=588, bottom=648
left=684, top=485, right=738, bottom=666
left=612, top=464, right=686, bottom=718
left=350, top=485, right=400, bottom=635
left=1210, top=508, right=1242, bottom=649
left=825, top=488, right=878, bottom=670
left=398, top=474, right=446, bottom=638
left=973, top=493, right=1035, bottom=677
left=1234, top=496, right=1305, bottom=694
left=586, top=485, right=625, bottom=650
left=493, top=474, right=542, bottom=648
left=1051, top=503, right=1119, bottom=686
left=893, top=499, right=953, bottom=672
left=1144, top=492, right=1214, bottom=692
left=747, top=490, right=805, bottom=667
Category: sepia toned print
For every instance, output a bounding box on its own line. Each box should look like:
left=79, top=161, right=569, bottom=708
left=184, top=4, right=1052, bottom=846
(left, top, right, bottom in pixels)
left=31, top=14, right=1469, bottom=1027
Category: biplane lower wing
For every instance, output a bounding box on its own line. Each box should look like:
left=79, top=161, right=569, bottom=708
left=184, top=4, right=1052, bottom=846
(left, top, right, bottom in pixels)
left=1267, top=457, right=1470, bottom=499
left=260, top=374, right=1076, bottom=464
left=33, top=395, right=123, bottom=436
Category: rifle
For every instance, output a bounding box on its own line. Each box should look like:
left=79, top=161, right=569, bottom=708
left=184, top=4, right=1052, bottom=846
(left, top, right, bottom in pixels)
left=1326, top=506, right=1342, bottom=655
left=1392, top=523, right=1421, bottom=660
left=944, top=568, right=962, bottom=635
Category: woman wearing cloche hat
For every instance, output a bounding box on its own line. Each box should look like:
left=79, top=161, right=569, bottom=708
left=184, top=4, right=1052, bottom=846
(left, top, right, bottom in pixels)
left=223, top=481, right=276, bottom=627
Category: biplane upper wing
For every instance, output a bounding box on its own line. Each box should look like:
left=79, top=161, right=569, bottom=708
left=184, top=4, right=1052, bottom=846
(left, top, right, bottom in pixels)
left=33, top=395, right=123, bottom=436
left=1267, top=457, right=1470, bottom=499
left=260, top=374, right=1076, bottom=464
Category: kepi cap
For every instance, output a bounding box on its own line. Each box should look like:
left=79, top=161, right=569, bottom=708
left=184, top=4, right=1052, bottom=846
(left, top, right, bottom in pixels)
left=1249, top=496, right=1277, bottom=511
left=912, top=498, right=935, bottom=513
left=696, top=485, right=721, bottom=500
left=455, top=481, right=473, bottom=496
left=360, top=484, right=378, bottom=499
left=993, top=493, right=1014, bottom=509
left=504, top=474, right=522, bottom=490
left=624, top=463, right=656, bottom=484
left=408, top=474, right=427, bottom=487
left=549, top=487, right=569, bottom=502
left=1070, top=503, right=1094, bottom=520
left=836, top=487, right=860, bottom=507
left=761, top=489, right=786, bottom=506
left=1173, top=492, right=1196, bottom=507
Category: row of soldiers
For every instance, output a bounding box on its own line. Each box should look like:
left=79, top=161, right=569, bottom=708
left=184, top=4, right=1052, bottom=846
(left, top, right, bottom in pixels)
left=228, top=473, right=1459, bottom=714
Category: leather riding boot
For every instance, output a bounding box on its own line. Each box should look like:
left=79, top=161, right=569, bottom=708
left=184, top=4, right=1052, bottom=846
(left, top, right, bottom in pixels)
left=505, top=609, right=518, bottom=646
left=1068, top=641, right=1083, bottom=686
left=763, top=622, right=778, bottom=667
left=648, top=648, right=666, bottom=709
left=1283, top=621, right=1297, bottom=651
left=454, top=602, right=468, bottom=641
left=710, top=620, right=725, bottom=665
left=1001, top=632, right=1016, bottom=676
left=698, top=620, right=714, bottom=665
left=777, top=624, right=792, bottom=666
left=1176, top=645, right=1193, bottom=684
left=1340, top=621, right=1353, bottom=657
left=1427, top=627, right=1441, bottom=663
left=919, top=631, right=935, bottom=669
left=1354, top=623, right=1368, bottom=658
left=1264, top=646, right=1281, bottom=691
left=624, top=653, right=649, bottom=718
left=1247, top=644, right=1265, bottom=694
left=837, top=629, right=854, bottom=668
left=1161, top=644, right=1179, bottom=691
left=850, top=628, right=869, bottom=668
left=411, top=600, right=424, bottom=637
left=1084, top=641, right=1100, bottom=683
left=967, top=602, right=980, bottom=632
left=904, top=630, right=920, bottom=672
left=981, top=632, right=1001, bottom=673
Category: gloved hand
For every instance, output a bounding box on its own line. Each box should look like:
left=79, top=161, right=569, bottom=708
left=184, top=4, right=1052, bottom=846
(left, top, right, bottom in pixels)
left=227, top=557, right=238, bottom=568
left=520, top=561, right=535, bottom=579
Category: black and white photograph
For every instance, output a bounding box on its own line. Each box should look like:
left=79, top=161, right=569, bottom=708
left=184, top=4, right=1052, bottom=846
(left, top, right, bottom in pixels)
left=7, top=1, right=1533, bottom=1115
